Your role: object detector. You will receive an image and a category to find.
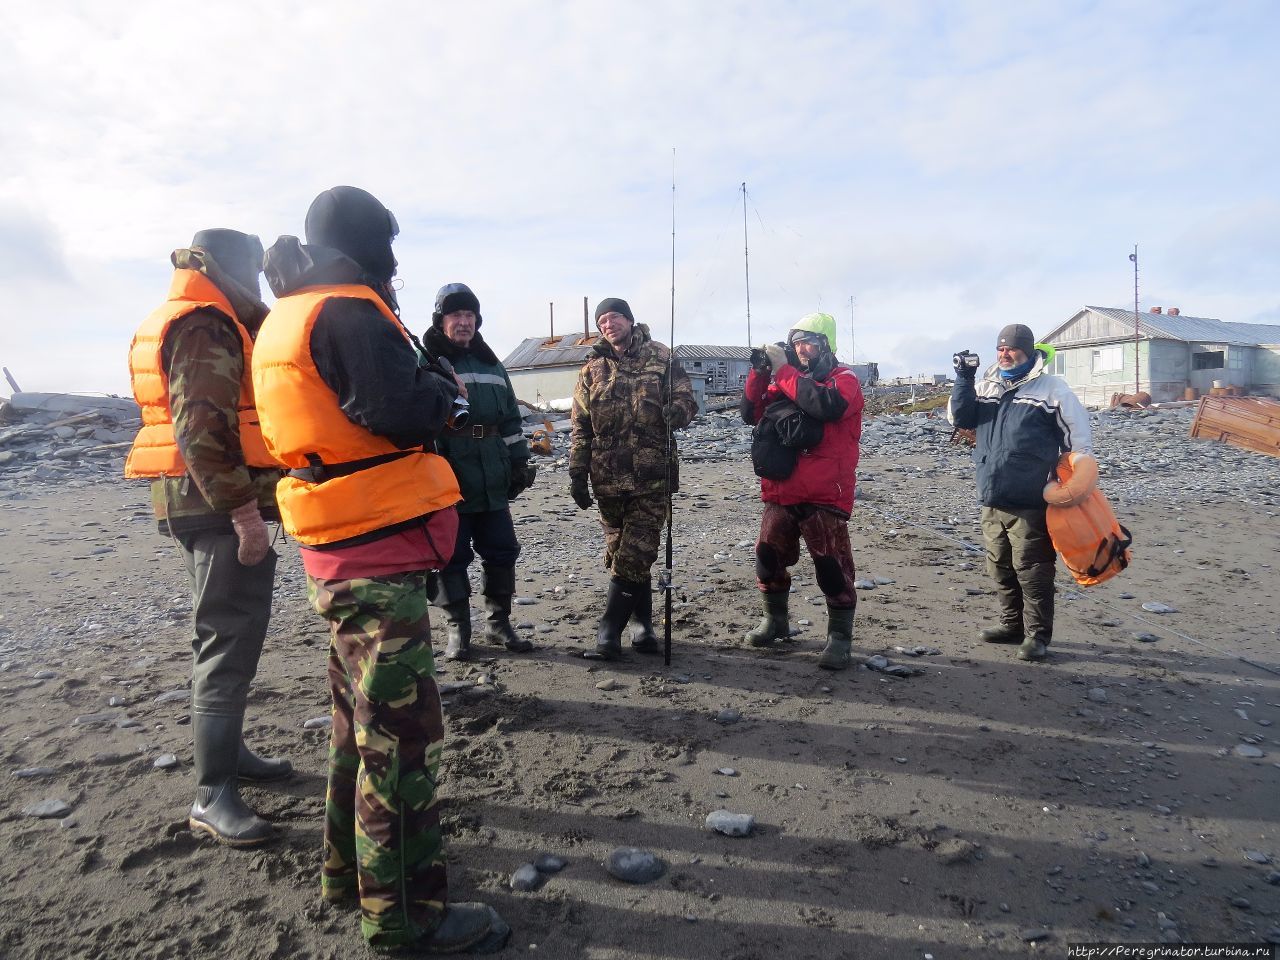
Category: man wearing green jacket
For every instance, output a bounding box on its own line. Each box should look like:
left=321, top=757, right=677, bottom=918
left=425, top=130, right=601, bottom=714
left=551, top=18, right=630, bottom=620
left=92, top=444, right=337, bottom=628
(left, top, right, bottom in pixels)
left=423, top=283, right=537, bottom=660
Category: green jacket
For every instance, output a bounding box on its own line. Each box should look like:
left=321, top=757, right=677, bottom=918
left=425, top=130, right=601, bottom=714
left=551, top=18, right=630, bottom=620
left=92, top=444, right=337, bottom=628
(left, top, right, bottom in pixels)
left=424, top=327, right=529, bottom=514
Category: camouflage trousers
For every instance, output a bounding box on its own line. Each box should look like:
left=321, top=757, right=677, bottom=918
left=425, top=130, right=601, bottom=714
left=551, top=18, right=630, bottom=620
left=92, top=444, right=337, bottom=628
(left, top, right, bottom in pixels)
left=754, top=503, right=858, bottom=608
left=597, top=493, right=668, bottom=582
left=307, top=571, right=448, bottom=949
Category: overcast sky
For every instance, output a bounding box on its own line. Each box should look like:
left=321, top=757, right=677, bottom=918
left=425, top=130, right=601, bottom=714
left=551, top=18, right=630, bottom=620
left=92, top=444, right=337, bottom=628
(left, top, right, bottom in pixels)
left=2, top=0, right=1277, bottom=396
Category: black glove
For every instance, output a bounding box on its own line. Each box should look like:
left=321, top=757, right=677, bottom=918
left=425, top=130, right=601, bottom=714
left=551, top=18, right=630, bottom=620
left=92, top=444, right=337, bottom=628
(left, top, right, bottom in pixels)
left=507, top=460, right=537, bottom=501
left=952, top=350, right=979, bottom=379
left=569, top=475, right=593, bottom=511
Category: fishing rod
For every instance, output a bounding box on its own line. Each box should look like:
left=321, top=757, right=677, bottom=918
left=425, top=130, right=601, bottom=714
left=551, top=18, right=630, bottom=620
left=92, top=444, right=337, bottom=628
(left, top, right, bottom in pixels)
left=664, top=148, right=676, bottom=666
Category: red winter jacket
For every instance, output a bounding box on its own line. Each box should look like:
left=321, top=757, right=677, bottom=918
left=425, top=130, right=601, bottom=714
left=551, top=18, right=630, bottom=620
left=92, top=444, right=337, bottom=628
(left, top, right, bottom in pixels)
left=742, top=361, right=864, bottom=515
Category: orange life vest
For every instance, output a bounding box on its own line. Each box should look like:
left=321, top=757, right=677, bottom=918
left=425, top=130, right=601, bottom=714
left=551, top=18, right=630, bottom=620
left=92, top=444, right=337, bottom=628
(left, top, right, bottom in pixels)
left=1045, top=452, right=1133, bottom=587
left=251, top=284, right=461, bottom=546
left=124, top=269, right=276, bottom=478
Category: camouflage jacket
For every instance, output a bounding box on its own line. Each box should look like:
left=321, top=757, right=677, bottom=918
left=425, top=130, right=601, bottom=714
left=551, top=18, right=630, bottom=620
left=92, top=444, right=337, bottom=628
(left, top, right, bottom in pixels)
left=569, top=323, right=697, bottom=498
left=152, top=307, right=281, bottom=536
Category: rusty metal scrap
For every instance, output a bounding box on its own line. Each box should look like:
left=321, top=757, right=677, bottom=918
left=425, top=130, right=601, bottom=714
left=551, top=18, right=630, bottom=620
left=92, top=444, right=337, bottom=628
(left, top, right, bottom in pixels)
left=1190, top=395, right=1280, bottom=458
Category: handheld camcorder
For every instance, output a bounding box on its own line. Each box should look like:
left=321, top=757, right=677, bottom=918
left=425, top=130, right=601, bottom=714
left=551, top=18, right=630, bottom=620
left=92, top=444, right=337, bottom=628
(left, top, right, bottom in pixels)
left=953, top=350, right=980, bottom=370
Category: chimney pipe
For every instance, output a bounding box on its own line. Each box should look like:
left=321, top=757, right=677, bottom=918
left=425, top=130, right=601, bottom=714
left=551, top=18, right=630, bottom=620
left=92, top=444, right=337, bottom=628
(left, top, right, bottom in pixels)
left=549, top=302, right=554, bottom=339
left=583, top=296, right=589, bottom=337
left=1167, top=307, right=1180, bottom=316
left=1149, top=306, right=1162, bottom=314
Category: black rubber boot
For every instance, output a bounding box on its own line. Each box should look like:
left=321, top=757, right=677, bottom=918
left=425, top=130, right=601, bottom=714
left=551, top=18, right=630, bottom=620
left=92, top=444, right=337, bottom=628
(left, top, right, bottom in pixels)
left=481, top=564, right=532, bottom=653
left=745, top=591, right=790, bottom=647
left=817, top=605, right=855, bottom=671
left=441, top=601, right=473, bottom=661
left=237, top=741, right=292, bottom=782
left=629, top=578, right=660, bottom=654
left=589, top=578, right=640, bottom=661
left=189, top=713, right=273, bottom=847
left=979, top=623, right=1023, bottom=644
left=429, top=569, right=473, bottom=662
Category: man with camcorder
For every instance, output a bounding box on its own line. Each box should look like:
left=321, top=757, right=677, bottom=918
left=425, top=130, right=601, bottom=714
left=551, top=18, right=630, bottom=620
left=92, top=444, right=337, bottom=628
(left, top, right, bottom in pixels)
left=947, top=323, right=1091, bottom=662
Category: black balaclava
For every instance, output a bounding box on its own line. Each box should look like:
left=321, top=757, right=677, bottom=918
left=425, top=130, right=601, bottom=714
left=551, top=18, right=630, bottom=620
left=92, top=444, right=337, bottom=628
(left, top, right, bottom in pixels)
left=304, top=186, right=400, bottom=311
left=432, top=283, right=482, bottom=329
left=190, top=228, right=263, bottom=300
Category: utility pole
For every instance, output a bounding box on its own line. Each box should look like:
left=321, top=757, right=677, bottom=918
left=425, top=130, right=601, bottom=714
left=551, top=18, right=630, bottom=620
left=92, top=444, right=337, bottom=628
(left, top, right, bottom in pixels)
left=1129, top=245, right=1140, bottom=396
left=742, top=182, right=752, bottom=347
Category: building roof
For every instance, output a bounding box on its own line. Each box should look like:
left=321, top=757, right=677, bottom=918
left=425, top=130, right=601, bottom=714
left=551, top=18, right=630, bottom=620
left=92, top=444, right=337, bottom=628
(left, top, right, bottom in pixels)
left=503, top=334, right=600, bottom=370
left=504, top=338, right=759, bottom=370
left=674, top=345, right=754, bottom=361
left=1046, top=306, right=1280, bottom=347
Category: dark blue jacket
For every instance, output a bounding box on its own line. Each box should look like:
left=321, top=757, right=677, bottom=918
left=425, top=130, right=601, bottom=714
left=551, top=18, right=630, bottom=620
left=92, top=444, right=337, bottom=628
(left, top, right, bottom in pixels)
left=948, top=354, right=1091, bottom=509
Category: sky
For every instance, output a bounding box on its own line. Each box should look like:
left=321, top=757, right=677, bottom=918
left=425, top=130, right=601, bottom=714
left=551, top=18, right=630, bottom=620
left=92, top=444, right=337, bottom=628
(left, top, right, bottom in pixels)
left=2, top=0, right=1278, bottom=397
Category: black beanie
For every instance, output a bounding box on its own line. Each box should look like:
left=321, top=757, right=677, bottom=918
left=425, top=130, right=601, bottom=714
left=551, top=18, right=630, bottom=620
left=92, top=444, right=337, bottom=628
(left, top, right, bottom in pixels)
left=190, top=228, right=263, bottom=298
left=304, top=186, right=398, bottom=282
left=432, top=283, right=482, bottom=329
left=594, top=297, right=634, bottom=327
left=997, top=323, right=1036, bottom=357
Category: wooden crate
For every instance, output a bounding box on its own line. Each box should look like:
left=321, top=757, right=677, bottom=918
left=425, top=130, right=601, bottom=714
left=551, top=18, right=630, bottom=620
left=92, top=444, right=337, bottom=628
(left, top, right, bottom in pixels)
left=1190, top=395, right=1280, bottom=458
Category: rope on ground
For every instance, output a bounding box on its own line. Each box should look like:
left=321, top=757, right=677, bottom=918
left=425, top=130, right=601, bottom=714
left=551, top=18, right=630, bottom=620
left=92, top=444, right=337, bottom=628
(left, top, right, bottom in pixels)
left=858, top=501, right=1280, bottom=679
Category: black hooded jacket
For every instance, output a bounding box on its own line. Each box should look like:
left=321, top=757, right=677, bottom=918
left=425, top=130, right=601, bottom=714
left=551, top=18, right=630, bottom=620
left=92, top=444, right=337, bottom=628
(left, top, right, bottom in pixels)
left=263, top=237, right=458, bottom=449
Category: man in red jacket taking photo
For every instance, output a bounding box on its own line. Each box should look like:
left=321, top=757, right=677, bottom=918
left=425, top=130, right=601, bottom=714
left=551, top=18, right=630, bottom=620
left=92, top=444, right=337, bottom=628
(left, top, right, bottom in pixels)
left=739, top=312, right=865, bottom=670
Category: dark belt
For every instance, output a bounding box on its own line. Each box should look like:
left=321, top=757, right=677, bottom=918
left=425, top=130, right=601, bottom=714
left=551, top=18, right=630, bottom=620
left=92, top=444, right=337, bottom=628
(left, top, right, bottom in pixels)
left=287, top=451, right=411, bottom=484
left=445, top=423, right=500, bottom=438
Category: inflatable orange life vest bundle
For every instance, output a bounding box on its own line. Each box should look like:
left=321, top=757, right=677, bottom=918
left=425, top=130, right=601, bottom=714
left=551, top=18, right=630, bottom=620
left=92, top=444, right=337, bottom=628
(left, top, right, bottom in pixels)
left=1043, top=452, right=1133, bottom=587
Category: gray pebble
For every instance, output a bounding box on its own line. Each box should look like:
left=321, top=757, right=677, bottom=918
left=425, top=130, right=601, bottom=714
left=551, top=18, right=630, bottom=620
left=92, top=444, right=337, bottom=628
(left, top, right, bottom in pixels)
left=510, top=863, right=544, bottom=892
left=23, top=798, right=71, bottom=819
left=153, top=753, right=179, bottom=770
left=1264, top=870, right=1280, bottom=886
left=1230, top=896, right=1251, bottom=910
left=1087, top=688, right=1108, bottom=703
left=1141, top=881, right=1160, bottom=894
left=32, top=670, right=57, bottom=680
left=1233, top=744, right=1265, bottom=759
left=72, top=711, right=118, bottom=726
left=595, top=678, right=619, bottom=691
left=534, top=854, right=567, bottom=874
left=865, top=655, right=889, bottom=671
left=153, top=689, right=189, bottom=704
left=605, top=847, right=666, bottom=884
left=705, top=809, right=755, bottom=837
left=716, top=767, right=738, bottom=777
left=1244, top=850, right=1272, bottom=864
left=714, top=708, right=741, bottom=725
left=1141, top=601, right=1177, bottom=614
left=12, top=767, right=58, bottom=779
left=1019, top=929, right=1051, bottom=942
left=108, top=696, right=126, bottom=707
left=1133, top=632, right=1160, bottom=643
left=303, top=716, right=332, bottom=730
left=514, top=597, right=536, bottom=605
left=853, top=579, right=876, bottom=590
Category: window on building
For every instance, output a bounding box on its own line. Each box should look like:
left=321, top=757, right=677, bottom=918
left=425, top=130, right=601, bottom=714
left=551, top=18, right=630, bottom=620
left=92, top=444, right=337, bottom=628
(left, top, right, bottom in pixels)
left=1192, top=350, right=1224, bottom=370
left=1049, top=352, right=1065, bottom=375
left=1229, top=349, right=1245, bottom=370
left=1092, top=346, right=1123, bottom=373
